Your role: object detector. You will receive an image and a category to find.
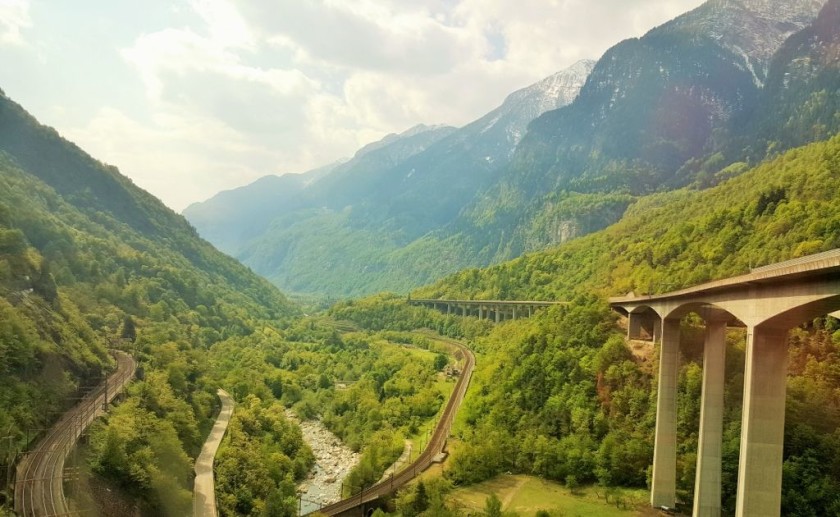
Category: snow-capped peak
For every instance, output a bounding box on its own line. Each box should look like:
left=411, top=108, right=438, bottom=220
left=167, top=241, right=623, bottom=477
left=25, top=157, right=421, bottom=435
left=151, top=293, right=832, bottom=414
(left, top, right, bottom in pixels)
left=475, top=59, right=596, bottom=145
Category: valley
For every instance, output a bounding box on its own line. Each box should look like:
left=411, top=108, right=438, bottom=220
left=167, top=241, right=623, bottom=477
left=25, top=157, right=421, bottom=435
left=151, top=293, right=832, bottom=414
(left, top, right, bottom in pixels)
left=1, top=0, right=839, bottom=516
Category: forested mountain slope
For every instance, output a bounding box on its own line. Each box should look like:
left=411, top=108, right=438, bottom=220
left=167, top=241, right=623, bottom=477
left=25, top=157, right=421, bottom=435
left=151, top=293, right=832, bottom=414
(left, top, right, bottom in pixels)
left=416, top=135, right=840, bottom=301
left=0, top=88, right=303, bottom=512
left=339, top=136, right=840, bottom=515
left=0, top=89, right=464, bottom=516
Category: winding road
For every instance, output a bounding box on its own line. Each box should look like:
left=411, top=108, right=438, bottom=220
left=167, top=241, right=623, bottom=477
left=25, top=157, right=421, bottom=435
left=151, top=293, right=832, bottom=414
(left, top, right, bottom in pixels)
left=309, top=335, right=475, bottom=516
left=14, top=351, right=136, bottom=517
left=193, top=389, right=235, bottom=517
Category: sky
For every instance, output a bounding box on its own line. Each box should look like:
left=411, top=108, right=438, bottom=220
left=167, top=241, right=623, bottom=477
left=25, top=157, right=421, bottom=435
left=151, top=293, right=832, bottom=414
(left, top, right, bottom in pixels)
left=0, top=0, right=705, bottom=212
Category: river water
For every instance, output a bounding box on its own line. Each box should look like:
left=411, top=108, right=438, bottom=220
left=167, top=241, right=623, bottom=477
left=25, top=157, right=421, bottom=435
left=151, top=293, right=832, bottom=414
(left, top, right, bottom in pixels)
left=286, top=410, right=359, bottom=515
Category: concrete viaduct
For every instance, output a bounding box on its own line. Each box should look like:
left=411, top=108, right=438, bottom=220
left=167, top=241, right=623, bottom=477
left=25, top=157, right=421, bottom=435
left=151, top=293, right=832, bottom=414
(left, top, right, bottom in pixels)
left=408, top=298, right=567, bottom=322
left=610, top=249, right=840, bottom=516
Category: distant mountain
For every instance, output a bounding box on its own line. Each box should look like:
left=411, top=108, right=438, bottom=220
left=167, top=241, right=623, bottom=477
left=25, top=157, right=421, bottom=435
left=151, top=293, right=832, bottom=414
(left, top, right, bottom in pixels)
left=368, top=59, right=595, bottom=235
left=671, top=0, right=825, bottom=80
left=183, top=164, right=335, bottom=255
left=501, top=0, right=825, bottom=197
left=449, top=0, right=831, bottom=266
left=185, top=61, right=594, bottom=296
left=187, top=0, right=838, bottom=298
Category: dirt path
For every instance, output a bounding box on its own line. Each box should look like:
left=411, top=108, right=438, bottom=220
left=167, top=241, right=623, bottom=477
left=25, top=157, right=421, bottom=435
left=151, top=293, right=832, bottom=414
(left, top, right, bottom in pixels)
left=378, top=440, right=412, bottom=482
left=193, top=389, right=234, bottom=517
left=500, top=476, right=528, bottom=510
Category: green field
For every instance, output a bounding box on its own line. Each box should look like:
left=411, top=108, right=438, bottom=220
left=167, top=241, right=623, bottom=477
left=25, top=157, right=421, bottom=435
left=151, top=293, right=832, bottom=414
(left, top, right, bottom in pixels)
left=448, top=475, right=653, bottom=516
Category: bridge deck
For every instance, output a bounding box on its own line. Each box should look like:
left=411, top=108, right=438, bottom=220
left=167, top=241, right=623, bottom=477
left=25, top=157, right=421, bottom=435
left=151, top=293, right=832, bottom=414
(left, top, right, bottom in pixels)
left=610, top=249, right=840, bottom=305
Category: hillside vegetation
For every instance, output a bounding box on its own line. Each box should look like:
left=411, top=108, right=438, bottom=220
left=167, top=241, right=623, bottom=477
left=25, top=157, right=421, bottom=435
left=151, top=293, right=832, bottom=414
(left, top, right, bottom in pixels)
left=417, top=134, right=840, bottom=301
left=333, top=137, right=840, bottom=515
left=0, top=90, right=452, bottom=516
left=0, top=89, right=310, bottom=511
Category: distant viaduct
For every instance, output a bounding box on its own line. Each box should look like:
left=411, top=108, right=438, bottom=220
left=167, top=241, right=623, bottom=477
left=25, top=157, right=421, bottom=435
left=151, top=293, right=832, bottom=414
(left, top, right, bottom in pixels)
left=407, top=298, right=567, bottom=322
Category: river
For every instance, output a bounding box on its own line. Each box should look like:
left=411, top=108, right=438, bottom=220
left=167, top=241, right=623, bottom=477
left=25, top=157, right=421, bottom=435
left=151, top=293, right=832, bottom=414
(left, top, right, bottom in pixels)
left=286, top=410, right=359, bottom=515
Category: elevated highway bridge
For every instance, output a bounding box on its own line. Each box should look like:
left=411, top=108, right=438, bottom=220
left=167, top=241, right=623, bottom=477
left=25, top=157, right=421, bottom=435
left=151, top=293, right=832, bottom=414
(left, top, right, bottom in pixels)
left=610, top=248, right=840, bottom=516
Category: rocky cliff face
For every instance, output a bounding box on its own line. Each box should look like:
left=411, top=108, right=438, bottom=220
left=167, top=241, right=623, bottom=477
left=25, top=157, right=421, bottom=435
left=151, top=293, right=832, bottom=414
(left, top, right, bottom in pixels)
left=473, top=59, right=596, bottom=152
left=503, top=0, right=826, bottom=197
left=669, top=0, right=825, bottom=84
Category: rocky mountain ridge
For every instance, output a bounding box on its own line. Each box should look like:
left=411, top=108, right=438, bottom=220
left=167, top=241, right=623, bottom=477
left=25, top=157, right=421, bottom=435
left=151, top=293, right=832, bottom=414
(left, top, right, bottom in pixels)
left=185, top=60, right=596, bottom=295
left=187, top=0, right=839, bottom=297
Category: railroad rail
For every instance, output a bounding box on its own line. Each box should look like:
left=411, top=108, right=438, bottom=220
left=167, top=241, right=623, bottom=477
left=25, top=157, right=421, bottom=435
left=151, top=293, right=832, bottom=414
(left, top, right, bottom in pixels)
left=308, top=337, right=475, bottom=516
left=14, top=351, right=137, bottom=516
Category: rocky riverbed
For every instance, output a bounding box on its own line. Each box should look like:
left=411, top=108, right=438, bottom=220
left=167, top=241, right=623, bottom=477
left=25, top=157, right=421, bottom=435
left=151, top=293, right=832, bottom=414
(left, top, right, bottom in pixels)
left=286, top=410, right=359, bottom=514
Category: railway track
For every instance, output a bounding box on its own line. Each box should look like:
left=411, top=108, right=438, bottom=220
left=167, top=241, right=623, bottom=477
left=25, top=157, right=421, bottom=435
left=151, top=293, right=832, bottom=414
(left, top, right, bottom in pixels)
left=310, top=336, right=475, bottom=516
left=14, top=351, right=137, bottom=517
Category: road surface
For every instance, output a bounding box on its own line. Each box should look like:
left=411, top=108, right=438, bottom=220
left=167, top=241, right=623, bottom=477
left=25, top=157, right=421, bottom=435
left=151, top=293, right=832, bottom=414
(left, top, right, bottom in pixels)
left=310, top=336, right=475, bottom=516
left=14, top=351, right=136, bottom=516
left=193, top=389, right=234, bottom=517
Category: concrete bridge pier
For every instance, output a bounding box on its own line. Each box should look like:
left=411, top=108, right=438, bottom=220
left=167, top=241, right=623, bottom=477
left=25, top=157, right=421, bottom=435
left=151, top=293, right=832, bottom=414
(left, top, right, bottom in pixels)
left=693, top=314, right=728, bottom=517
left=735, top=325, right=788, bottom=517
left=628, top=310, right=658, bottom=341
left=611, top=248, right=840, bottom=517
left=650, top=317, right=680, bottom=509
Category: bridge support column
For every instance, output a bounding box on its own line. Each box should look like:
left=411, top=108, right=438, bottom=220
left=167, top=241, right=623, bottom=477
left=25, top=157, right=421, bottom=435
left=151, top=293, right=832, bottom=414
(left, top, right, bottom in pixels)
left=628, top=313, right=643, bottom=339
left=651, top=317, right=679, bottom=509
left=693, top=316, right=727, bottom=517
left=495, top=308, right=500, bottom=323
left=629, top=311, right=658, bottom=341
left=512, top=307, right=518, bottom=320
left=735, top=326, right=788, bottom=517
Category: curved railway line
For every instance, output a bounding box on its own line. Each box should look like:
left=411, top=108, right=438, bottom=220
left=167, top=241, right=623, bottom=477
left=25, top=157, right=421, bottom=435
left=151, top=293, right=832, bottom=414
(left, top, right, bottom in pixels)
left=310, top=336, right=475, bottom=516
left=14, top=351, right=136, bottom=517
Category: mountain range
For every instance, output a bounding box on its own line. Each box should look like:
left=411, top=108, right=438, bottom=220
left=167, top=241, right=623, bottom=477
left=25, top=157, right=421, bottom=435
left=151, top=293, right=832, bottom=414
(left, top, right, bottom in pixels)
left=185, top=0, right=839, bottom=298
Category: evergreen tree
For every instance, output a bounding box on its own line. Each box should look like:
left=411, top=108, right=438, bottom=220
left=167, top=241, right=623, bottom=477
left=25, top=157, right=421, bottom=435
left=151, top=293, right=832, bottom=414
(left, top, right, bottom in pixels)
left=414, top=481, right=429, bottom=515
left=121, top=315, right=137, bottom=343
left=32, top=260, right=57, bottom=303
left=484, top=493, right=502, bottom=517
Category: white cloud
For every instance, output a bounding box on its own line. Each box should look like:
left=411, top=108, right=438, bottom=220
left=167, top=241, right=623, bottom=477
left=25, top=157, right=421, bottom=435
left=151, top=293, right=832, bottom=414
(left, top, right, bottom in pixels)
left=14, top=0, right=708, bottom=211
left=189, top=0, right=255, bottom=49
left=63, top=105, right=283, bottom=211
left=0, top=0, right=30, bottom=46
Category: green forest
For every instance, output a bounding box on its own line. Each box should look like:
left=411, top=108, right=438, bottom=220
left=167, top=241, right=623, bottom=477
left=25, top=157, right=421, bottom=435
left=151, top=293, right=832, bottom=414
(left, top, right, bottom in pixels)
left=400, top=136, right=840, bottom=515
left=0, top=165, right=455, bottom=515
left=0, top=101, right=453, bottom=516
left=4, top=132, right=840, bottom=516
left=1, top=4, right=840, bottom=514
